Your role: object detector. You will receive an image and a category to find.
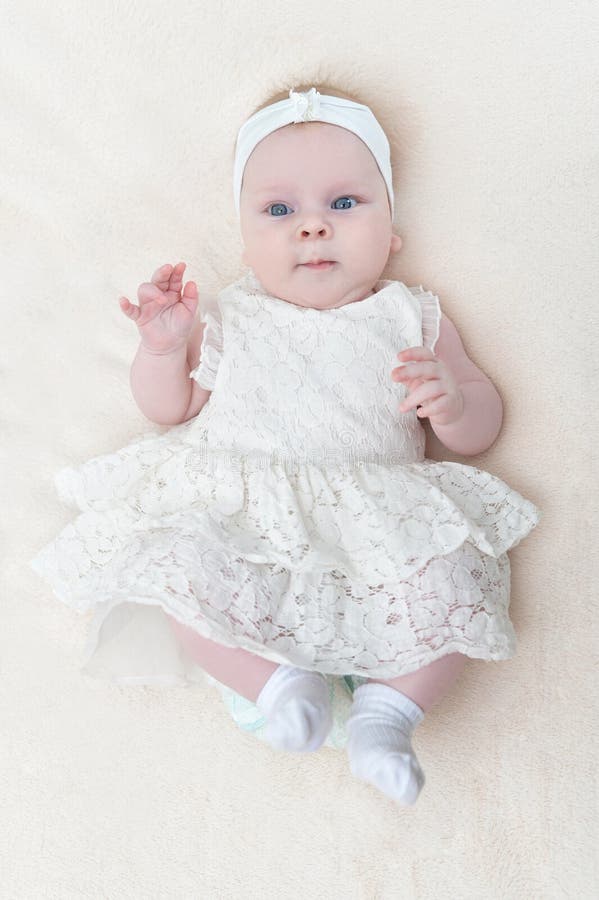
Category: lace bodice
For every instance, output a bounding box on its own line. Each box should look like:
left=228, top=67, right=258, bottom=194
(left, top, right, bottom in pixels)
left=188, top=269, right=441, bottom=468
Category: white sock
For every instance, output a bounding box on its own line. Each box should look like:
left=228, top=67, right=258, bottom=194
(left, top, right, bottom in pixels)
left=346, top=682, right=426, bottom=806
left=255, top=664, right=333, bottom=753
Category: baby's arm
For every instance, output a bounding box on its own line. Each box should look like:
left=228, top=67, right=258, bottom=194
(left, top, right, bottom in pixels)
left=426, top=314, right=502, bottom=455
left=130, top=317, right=211, bottom=426
left=122, top=262, right=212, bottom=426
left=393, top=314, right=503, bottom=456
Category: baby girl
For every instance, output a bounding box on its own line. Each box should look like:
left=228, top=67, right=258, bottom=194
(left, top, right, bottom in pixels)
left=31, top=85, right=540, bottom=806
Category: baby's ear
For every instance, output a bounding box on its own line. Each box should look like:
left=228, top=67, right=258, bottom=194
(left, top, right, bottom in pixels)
left=390, top=233, right=402, bottom=254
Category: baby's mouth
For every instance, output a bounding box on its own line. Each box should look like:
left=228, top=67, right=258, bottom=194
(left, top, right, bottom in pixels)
left=300, top=260, right=336, bottom=270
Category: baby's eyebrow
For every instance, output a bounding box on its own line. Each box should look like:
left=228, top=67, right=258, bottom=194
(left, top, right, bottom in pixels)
left=252, top=186, right=287, bottom=195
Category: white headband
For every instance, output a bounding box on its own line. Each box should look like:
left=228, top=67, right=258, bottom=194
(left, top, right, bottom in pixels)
left=233, top=87, right=394, bottom=220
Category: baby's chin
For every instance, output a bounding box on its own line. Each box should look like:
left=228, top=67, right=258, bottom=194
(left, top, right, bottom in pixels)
left=262, top=270, right=376, bottom=310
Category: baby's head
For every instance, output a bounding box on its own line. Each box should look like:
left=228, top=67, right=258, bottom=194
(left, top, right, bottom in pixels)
left=234, top=85, right=402, bottom=310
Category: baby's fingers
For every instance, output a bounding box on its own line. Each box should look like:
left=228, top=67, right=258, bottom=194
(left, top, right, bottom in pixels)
left=119, top=296, right=140, bottom=321
left=392, top=360, right=439, bottom=382
left=150, top=261, right=186, bottom=291
left=397, top=347, right=436, bottom=364
left=183, top=280, right=198, bottom=299
left=151, top=262, right=174, bottom=285
left=399, top=380, right=445, bottom=413
left=179, top=280, right=199, bottom=314
left=167, top=261, right=186, bottom=293
left=137, top=281, right=169, bottom=305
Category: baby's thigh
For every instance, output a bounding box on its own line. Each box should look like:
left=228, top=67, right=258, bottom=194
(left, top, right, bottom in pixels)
left=165, top=613, right=222, bottom=653
left=165, top=613, right=279, bottom=702
left=165, top=613, right=257, bottom=666
left=377, top=652, right=468, bottom=712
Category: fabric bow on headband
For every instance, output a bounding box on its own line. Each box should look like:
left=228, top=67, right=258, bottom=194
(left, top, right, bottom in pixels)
left=289, top=87, right=321, bottom=122
left=233, top=87, right=395, bottom=220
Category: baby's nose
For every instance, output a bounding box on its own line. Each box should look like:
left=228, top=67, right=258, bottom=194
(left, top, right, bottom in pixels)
left=297, top=221, right=331, bottom=239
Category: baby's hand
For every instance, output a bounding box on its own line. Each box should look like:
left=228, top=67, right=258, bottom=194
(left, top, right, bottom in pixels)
left=119, top=262, right=199, bottom=354
left=391, top=347, right=464, bottom=426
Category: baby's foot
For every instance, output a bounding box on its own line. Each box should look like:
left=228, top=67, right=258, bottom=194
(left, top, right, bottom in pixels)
left=255, top=665, right=332, bottom=752
left=346, top=682, right=425, bottom=805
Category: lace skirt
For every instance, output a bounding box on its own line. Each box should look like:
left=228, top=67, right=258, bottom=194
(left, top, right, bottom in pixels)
left=31, top=512, right=516, bottom=682
left=29, top=425, right=539, bottom=682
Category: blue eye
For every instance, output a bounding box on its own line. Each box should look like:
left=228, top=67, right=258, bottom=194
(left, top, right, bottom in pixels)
left=332, top=196, right=357, bottom=210
left=267, top=196, right=358, bottom=216
left=268, top=203, right=292, bottom=216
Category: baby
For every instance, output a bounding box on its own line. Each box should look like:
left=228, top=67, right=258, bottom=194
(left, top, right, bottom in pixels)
left=33, top=85, right=540, bottom=807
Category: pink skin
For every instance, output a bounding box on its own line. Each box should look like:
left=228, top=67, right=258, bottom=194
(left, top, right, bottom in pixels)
left=392, top=347, right=465, bottom=426
left=239, top=122, right=403, bottom=310
left=119, top=261, right=199, bottom=354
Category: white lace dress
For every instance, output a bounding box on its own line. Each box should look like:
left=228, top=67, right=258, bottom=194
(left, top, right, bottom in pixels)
left=29, top=269, right=540, bottom=691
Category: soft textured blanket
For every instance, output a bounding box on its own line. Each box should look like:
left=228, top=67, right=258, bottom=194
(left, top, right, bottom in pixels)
left=5, top=1, right=596, bottom=896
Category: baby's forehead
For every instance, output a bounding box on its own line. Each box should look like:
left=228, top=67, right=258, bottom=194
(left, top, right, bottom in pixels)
left=243, top=123, right=381, bottom=182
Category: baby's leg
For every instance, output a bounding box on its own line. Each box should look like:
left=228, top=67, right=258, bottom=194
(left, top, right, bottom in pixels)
left=346, top=654, right=468, bottom=805
left=165, top=614, right=278, bottom=702
left=165, top=614, right=332, bottom=751
left=369, top=651, right=468, bottom=712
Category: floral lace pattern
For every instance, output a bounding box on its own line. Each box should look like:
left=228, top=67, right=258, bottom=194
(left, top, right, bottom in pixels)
left=29, top=270, right=540, bottom=681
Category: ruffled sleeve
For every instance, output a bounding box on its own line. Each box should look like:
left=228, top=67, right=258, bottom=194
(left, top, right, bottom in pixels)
left=408, top=285, right=441, bottom=355
left=189, top=296, right=223, bottom=390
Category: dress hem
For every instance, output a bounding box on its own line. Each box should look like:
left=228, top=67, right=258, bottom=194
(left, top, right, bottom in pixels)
left=76, top=594, right=516, bottom=682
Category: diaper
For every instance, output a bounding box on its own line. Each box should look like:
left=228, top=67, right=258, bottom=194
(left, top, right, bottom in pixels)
left=203, top=671, right=369, bottom=750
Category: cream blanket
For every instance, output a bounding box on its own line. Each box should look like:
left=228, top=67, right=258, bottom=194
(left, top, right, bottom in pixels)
left=5, top=0, right=596, bottom=896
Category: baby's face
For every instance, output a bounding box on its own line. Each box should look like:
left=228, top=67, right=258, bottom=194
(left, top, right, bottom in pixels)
left=239, top=123, right=402, bottom=309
